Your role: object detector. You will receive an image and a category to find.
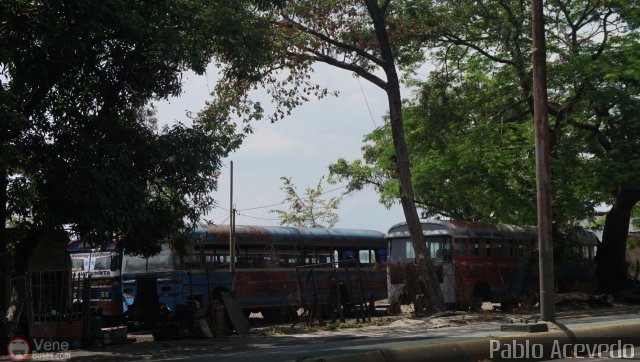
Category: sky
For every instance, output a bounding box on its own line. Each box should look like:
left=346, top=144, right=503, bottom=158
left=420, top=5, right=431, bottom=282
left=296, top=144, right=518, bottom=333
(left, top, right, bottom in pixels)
left=155, top=63, right=405, bottom=233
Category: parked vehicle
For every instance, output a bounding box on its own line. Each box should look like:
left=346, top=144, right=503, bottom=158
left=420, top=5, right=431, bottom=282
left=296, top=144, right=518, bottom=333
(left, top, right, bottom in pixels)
left=121, top=225, right=388, bottom=323
left=386, top=220, right=598, bottom=311
left=67, top=239, right=123, bottom=325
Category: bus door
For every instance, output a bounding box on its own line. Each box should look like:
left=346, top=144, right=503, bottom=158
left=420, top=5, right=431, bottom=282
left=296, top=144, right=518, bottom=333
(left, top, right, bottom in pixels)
left=132, top=276, right=159, bottom=326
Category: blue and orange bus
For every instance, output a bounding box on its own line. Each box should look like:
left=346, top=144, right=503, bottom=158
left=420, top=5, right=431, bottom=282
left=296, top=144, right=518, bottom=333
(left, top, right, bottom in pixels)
left=121, top=225, right=388, bottom=322
left=386, top=220, right=599, bottom=311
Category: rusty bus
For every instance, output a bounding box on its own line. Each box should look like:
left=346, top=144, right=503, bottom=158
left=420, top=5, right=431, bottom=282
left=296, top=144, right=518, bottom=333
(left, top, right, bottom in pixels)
left=67, top=239, right=123, bottom=324
left=386, top=220, right=599, bottom=311
left=121, top=225, right=388, bottom=322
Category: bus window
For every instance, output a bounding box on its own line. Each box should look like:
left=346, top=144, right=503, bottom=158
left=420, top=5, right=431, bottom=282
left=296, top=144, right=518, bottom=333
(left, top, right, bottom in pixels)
left=94, top=255, right=111, bottom=271
left=110, top=252, right=120, bottom=271
left=429, top=241, right=442, bottom=261
left=340, top=250, right=356, bottom=260
left=494, top=240, right=502, bottom=257
left=503, top=240, right=512, bottom=256
left=204, top=247, right=230, bottom=265
left=442, top=239, right=452, bottom=262
left=377, top=248, right=387, bottom=263
left=388, top=239, right=413, bottom=262
left=470, top=238, right=480, bottom=256
left=303, top=249, right=317, bottom=265
left=237, top=247, right=269, bottom=268
left=317, top=249, right=332, bottom=264
left=406, top=241, right=415, bottom=259
left=303, top=247, right=331, bottom=265
left=359, top=250, right=376, bottom=264
left=147, top=247, right=177, bottom=271
left=72, top=258, right=85, bottom=272
left=275, top=246, right=300, bottom=267
left=122, top=246, right=176, bottom=273
left=454, top=239, right=467, bottom=256
left=484, top=239, right=492, bottom=256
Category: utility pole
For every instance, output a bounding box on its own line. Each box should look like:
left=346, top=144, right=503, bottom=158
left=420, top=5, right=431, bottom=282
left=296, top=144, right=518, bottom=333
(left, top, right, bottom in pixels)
left=531, top=0, right=555, bottom=321
left=229, top=161, right=236, bottom=277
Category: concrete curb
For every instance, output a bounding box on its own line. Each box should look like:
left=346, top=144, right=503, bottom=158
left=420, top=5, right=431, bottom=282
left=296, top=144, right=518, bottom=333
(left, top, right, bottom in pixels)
left=294, top=319, right=640, bottom=362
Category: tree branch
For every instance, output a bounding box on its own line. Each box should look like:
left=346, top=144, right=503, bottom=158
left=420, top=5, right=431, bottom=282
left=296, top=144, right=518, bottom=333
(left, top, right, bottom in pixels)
left=287, top=48, right=388, bottom=90
left=281, top=14, right=386, bottom=68
left=443, top=33, right=516, bottom=66
left=592, top=8, right=613, bottom=61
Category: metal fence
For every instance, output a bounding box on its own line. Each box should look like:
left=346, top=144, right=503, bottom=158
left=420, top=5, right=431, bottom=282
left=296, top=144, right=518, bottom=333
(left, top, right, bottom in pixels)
left=0, top=273, right=28, bottom=342
left=1, top=270, right=94, bottom=351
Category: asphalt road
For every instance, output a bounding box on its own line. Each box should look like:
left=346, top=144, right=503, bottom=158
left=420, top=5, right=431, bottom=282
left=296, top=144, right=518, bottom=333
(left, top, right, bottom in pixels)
left=61, top=307, right=640, bottom=362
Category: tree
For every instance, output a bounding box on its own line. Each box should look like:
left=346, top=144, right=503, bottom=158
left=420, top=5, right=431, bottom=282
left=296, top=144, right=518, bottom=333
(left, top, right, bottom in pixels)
left=210, top=0, right=444, bottom=312
left=271, top=176, right=342, bottom=228
left=332, top=0, right=640, bottom=293
left=0, top=0, right=281, bottom=261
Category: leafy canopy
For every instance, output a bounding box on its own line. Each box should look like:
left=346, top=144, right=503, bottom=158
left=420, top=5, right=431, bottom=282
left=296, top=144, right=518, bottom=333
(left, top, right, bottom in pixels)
left=1, top=0, right=281, bottom=255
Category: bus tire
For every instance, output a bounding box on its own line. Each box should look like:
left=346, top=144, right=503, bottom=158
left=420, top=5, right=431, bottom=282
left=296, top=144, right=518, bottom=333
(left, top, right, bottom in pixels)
left=472, top=281, right=492, bottom=310
left=261, top=306, right=296, bottom=323
left=500, top=297, right=514, bottom=312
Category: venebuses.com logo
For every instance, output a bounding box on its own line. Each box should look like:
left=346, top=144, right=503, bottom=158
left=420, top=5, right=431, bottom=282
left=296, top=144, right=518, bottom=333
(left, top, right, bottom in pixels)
left=6, top=338, right=30, bottom=361
left=6, top=338, right=70, bottom=361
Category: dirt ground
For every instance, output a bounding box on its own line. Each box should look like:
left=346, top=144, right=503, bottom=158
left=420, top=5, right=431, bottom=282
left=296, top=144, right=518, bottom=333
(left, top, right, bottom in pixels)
left=30, top=301, right=637, bottom=362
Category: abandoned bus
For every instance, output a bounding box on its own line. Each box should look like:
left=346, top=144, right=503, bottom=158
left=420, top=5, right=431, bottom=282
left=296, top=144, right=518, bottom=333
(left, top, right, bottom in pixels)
left=67, top=239, right=123, bottom=324
left=386, top=220, right=598, bottom=311
left=121, top=225, right=388, bottom=321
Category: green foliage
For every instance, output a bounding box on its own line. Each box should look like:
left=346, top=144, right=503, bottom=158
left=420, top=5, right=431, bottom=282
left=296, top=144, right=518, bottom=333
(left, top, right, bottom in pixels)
left=0, top=0, right=280, bottom=255
left=271, top=176, right=343, bottom=228
left=332, top=0, right=640, bottom=229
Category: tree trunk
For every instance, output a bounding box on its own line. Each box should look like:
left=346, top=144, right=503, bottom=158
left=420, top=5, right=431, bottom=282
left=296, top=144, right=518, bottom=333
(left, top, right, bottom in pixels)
left=596, top=185, right=640, bottom=294
left=0, top=167, right=8, bottom=317
left=364, top=0, right=443, bottom=312
left=0, top=167, right=7, bottom=255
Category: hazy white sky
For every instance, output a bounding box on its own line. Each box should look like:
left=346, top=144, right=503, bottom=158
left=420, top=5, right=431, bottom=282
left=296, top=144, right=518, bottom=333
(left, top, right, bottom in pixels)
left=156, top=63, right=405, bottom=233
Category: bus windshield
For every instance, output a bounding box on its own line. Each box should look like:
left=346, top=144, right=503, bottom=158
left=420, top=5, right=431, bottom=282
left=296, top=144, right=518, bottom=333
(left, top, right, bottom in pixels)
left=122, top=247, right=176, bottom=273
left=70, top=252, right=114, bottom=272
left=388, top=236, right=452, bottom=262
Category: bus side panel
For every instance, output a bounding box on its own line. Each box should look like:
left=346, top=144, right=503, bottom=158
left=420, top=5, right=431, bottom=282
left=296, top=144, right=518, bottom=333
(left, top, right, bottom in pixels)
left=123, top=270, right=234, bottom=314
left=232, top=266, right=387, bottom=312
left=232, top=269, right=299, bottom=310
left=454, top=257, right=536, bottom=306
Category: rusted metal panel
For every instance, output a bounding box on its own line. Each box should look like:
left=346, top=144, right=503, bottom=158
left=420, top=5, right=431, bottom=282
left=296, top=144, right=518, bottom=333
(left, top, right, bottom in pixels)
left=198, top=225, right=385, bottom=248
left=387, top=220, right=536, bottom=242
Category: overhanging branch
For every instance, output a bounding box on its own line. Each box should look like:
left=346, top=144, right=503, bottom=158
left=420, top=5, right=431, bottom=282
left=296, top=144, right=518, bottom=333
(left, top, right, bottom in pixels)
left=288, top=48, right=388, bottom=90
left=443, top=33, right=516, bottom=66
left=281, top=14, right=386, bottom=68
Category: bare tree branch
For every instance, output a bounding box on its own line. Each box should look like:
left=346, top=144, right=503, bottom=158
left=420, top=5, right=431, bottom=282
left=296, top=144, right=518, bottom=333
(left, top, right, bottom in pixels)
left=287, top=48, right=388, bottom=90
left=281, top=14, right=387, bottom=68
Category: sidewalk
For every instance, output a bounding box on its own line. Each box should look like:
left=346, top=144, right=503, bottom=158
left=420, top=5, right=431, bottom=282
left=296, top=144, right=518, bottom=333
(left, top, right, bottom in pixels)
left=293, top=313, right=640, bottom=361
left=3, top=307, right=639, bottom=361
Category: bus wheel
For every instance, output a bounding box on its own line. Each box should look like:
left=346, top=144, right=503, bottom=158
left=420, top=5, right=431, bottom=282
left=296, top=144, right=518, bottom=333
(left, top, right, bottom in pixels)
left=470, top=296, right=483, bottom=311
left=261, top=307, right=296, bottom=323
left=500, top=297, right=515, bottom=312
left=472, top=281, right=492, bottom=310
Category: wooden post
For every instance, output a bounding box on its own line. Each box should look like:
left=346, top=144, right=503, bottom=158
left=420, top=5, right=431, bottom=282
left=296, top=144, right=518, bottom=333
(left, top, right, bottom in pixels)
left=531, top=0, right=555, bottom=322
